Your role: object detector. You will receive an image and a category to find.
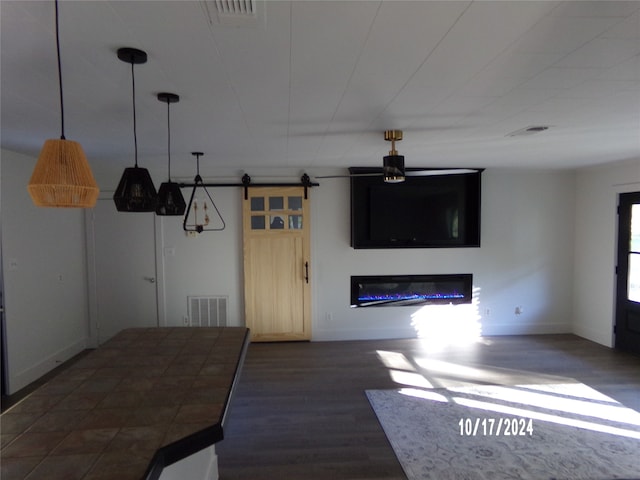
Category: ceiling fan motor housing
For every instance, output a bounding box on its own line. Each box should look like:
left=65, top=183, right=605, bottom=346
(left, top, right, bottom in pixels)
left=383, top=155, right=405, bottom=183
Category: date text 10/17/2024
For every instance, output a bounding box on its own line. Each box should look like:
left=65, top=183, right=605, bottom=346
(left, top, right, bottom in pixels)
left=459, top=417, right=534, bottom=436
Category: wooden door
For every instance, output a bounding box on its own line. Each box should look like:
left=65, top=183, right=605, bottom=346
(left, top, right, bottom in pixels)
left=615, top=191, right=640, bottom=354
left=89, top=199, right=159, bottom=344
left=243, top=187, right=311, bottom=342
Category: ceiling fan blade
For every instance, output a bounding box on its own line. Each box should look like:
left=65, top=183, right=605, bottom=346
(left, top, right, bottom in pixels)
left=316, top=168, right=480, bottom=179
left=405, top=168, right=480, bottom=176
left=315, top=172, right=382, bottom=179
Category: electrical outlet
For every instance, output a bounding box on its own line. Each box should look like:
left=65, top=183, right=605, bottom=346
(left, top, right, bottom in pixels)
left=183, top=315, right=190, bottom=326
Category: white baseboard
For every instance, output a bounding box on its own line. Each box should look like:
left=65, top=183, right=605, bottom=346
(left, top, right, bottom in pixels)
left=8, top=337, right=87, bottom=394
left=572, top=324, right=614, bottom=348
left=312, top=327, right=417, bottom=342
left=481, top=322, right=572, bottom=337
left=313, top=322, right=572, bottom=342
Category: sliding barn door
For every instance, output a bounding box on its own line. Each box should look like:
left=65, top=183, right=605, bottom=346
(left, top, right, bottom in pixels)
left=242, top=187, right=311, bottom=342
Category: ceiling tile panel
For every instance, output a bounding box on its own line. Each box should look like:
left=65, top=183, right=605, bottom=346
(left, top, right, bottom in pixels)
left=388, top=2, right=556, bottom=121
left=513, top=16, right=623, bottom=54
left=2, top=1, right=639, bottom=172
left=554, top=37, right=640, bottom=68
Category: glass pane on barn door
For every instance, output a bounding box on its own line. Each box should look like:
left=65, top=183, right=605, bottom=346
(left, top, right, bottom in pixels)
left=288, top=196, right=302, bottom=211
left=270, top=215, right=285, bottom=229
left=251, top=197, right=265, bottom=212
left=251, top=216, right=266, bottom=230
left=289, top=215, right=303, bottom=230
left=269, top=197, right=284, bottom=211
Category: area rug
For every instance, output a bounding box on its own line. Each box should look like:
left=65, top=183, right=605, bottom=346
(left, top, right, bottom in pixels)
left=366, top=384, right=640, bottom=480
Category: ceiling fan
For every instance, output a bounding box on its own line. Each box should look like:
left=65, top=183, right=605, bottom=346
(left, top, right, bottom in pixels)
left=316, top=130, right=480, bottom=183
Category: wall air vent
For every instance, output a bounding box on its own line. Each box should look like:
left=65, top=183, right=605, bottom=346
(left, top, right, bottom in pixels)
left=507, top=126, right=551, bottom=137
left=188, top=295, right=228, bottom=327
left=202, top=0, right=262, bottom=27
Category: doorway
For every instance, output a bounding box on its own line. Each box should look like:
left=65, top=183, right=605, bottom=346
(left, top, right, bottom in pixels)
left=615, top=191, right=640, bottom=355
left=242, top=187, right=311, bottom=342
left=88, top=199, right=159, bottom=344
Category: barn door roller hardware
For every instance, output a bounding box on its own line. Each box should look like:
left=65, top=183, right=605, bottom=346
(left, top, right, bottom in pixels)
left=179, top=173, right=318, bottom=200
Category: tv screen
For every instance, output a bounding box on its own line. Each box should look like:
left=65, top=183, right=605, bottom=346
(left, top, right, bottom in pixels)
left=350, top=168, right=481, bottom=248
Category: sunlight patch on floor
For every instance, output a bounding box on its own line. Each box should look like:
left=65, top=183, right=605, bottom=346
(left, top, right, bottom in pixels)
left=389, top=370, right=435, bottom=389
left=453, top=395, right=640, bottom=440
left=399, top=387, right=448, bottom=403
left=410, top=288, right=482, bottom=351
left=376, top=349, right=640, bottom=441
left=376, top=350, right=418, bottom=372
left=449, top=384, right=640, bottom=426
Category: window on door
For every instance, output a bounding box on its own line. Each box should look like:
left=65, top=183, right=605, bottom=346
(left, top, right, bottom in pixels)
left=249, top=194, right=304, bottom=231
left=628, top=204, right=640, bottom=303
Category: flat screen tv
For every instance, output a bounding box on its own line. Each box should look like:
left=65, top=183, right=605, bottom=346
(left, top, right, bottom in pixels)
left=350, top=167, right=482, bottom=248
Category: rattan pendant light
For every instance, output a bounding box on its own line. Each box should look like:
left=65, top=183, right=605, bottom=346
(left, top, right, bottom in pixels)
left=113, top=47, right=158, bottom=212
left=155, top=93, right=186, bottom=216
left=27, top=0, right=99, bottom=208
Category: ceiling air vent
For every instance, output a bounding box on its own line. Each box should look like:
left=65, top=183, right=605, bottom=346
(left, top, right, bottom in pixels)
left=216, top=0, right=254, bottom=15
left=202, top=0, right=261, bottom=27
left=507, top=126, right=551, bottom=137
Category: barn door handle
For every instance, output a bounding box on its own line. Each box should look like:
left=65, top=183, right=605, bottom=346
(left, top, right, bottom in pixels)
left=304, top=262, right=309, bottom=284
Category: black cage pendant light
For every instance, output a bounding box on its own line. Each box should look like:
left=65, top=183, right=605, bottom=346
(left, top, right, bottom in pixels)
left=113, top=47, right=158, bottom=212
left=155, top=93, right=186, bottom=216
left=183, top=152, right=225, bottom=233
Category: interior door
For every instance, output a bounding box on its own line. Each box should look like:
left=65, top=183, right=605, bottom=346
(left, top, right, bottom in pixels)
left=90, top=199, right=158, bottom=344
left=243, top=187, right=311, bottom=342
left=615, top=191, right=640, bottom=354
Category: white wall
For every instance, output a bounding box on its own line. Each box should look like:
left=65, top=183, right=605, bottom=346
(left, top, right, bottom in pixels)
left=157, top=187, right=244, bottom=328
left=148, top=168, right=576, bottom=342
left=311, top=168, right=576, bottom=340
left=0, top=148, right=582, bottom=394
left=573, top=157, right=640, bottom=347
left=1, top=149, right=90, bottom=393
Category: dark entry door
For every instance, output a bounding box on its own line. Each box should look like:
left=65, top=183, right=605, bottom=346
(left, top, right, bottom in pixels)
left=615, top=192, right=640, bottom=354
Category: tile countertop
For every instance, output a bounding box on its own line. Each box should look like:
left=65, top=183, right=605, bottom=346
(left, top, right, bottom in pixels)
left=0, top=327, right=250, bottom=480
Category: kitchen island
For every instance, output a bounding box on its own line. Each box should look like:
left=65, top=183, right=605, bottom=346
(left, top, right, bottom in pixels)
left=0, top=327, right=250, bottom=480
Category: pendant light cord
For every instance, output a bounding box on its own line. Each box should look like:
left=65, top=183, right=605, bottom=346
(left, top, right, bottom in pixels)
left=166, top=100, right=171, bottom=180
left=131, top=61, right=139, bottom=167
left=55, top=0, right=65, bottom=140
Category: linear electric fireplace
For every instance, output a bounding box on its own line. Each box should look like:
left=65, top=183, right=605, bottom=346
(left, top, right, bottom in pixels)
left=351, top=274, right=473, bottom=307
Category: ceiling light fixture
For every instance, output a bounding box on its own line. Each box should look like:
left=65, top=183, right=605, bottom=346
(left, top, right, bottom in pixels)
left=27, top=0, right=99, bottom=208
left=155, top=92, right=186, bottom=216
left=113, top=47, right=158, bottom=212
left=383, top=130, right=405, bottom=183
left=183, top=152, right=225, bottom=234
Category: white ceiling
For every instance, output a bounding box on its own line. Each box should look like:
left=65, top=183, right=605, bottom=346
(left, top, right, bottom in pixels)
left=2, top=0, right=640, bottom=181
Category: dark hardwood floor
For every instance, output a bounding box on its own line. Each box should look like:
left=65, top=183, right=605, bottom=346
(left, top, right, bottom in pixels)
left=216, top=334, right=640, bottom=480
